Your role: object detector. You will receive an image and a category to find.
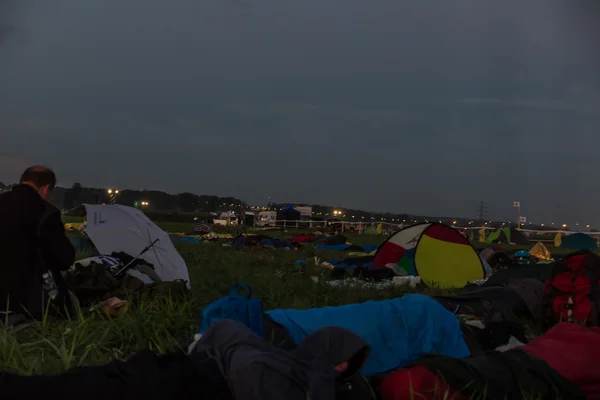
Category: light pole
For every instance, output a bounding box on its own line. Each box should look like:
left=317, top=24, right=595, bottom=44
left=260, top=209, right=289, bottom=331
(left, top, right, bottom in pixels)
left=107, top=189, right=119, bottom=204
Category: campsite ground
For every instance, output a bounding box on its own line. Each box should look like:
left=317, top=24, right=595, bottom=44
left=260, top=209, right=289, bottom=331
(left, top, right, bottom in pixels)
left=0, top=221, right=569, bottom=378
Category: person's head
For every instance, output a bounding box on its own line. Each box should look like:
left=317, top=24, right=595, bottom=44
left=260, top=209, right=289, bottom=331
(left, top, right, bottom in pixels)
left=20, top=166, right=56, bottom=201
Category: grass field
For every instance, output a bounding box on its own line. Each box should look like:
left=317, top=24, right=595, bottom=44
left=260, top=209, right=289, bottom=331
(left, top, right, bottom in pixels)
left=0, top=220, right=566, bottom=390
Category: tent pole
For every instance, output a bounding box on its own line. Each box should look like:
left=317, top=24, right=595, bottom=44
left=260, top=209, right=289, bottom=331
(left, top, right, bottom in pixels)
left=115, top=238, right=160, bottom=276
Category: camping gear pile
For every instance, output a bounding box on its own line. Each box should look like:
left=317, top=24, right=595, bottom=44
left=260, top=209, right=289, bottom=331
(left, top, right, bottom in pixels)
left=201, top=265, right=600, bottom=400
left=284, top=225, right=600, bottom=398
left=66, top=253, right=189, bottom=308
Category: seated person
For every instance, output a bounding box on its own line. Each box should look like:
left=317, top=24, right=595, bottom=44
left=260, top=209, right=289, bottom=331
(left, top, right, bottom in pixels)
left=0, top=166, right=75, bottom=321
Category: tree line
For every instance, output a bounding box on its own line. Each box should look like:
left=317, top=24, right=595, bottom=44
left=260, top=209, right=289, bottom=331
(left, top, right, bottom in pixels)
left=59, top=183, right=246, bottom=213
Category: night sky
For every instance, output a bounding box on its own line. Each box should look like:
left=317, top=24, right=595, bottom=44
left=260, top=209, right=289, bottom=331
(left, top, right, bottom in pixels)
left=2, top=0, right=599, bottom=225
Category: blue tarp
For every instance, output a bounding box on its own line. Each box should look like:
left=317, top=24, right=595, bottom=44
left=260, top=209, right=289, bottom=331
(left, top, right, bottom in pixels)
left=316, top=244, right=378, bottom=253
left=282, top=205, right=300, bottom=213
left=266, top=294, right=469, bottom=375
left=179, top=236, right=203, bottom=243
left=259, top=239, right=292, bottom=248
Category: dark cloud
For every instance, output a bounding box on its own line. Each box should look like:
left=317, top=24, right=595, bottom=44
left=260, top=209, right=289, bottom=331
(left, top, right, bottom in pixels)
left=1, top=0, right=600, bottom=225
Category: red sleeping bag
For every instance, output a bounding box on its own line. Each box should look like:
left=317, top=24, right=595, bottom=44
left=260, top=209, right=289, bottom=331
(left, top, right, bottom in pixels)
left=289, top=235, right=317, bottom=244
left=522, top=322, right=600, bottom=399
left=379, top=365, right=466, bottom=400
left=380, top=322, right=600, bottom=400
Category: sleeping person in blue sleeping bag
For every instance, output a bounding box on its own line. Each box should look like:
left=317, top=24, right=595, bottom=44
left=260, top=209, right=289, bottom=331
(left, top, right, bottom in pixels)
left=265, top=294, right=471, bottom=376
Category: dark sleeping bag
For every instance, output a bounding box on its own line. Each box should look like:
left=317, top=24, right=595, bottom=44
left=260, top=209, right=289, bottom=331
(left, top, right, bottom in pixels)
left=0, top=350, right=213, bottom=400
left=414, top=349, right=585, bottom=400
left=435, top=278, right=546, bottom=325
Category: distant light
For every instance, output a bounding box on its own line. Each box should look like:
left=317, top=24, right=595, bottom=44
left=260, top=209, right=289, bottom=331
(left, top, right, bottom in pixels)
left=107, top=189, right=113, bottom=194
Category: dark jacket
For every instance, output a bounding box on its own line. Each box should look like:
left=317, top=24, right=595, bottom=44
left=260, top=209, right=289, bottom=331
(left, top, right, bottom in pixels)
left=189, top=319, right=371, bottom=400
left=0, top=184, right=75, bottom=317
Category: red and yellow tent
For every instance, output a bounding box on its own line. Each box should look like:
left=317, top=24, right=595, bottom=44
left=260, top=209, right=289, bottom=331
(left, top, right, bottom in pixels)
left=372, top=223, right=484, bottom=288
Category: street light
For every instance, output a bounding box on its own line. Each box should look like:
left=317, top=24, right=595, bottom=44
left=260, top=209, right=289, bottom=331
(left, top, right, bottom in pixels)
left=141, top=201, right=149, bottom=207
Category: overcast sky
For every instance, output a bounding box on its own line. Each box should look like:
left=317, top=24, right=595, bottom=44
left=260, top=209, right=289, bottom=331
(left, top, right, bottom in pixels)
left=1, top=0, right=600, bottom=225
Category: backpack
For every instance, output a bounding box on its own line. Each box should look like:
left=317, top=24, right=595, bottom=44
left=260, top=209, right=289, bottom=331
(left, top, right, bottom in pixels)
left=199, top=283, right=264, bottom=337
left=544, top=250, right=600, bottom=327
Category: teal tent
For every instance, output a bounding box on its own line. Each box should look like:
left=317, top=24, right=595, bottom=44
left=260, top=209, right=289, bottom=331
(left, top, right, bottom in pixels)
left=560, top=233, right=598, bottom=251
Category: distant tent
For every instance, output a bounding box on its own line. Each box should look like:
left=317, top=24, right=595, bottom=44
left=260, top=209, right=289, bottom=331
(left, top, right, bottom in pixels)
left=278, top=205, right=301, bottom=221
left=529, top=242, right=552, bottom=261
left=554, top=232, right=562, bottom=247
left=372, top=223, right=484, bottom=288
left=560, top=233, right=598, bottom=251
left=478, top=227, right=486, bottom=243
left=485, top=227, right=529, bottom=246
left=362, top=225, right=379, bottom=235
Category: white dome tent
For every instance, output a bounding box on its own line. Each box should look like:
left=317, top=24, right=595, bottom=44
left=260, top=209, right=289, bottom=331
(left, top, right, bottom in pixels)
left=84, top=204, right=191, bottom=288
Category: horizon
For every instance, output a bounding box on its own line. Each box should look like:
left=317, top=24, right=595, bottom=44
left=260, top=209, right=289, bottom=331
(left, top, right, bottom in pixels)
left=1, top=181, right=589, bottom=229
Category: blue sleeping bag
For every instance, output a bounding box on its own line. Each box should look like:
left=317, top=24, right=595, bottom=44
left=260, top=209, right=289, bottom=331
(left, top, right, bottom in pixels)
left=316, top=244, right=378, bottom=253
left=266, top=294, right=469, bottom=376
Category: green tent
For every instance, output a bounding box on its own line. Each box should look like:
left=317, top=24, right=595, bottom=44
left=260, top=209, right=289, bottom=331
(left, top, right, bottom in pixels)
left=485, top=227, right=529, bottom=246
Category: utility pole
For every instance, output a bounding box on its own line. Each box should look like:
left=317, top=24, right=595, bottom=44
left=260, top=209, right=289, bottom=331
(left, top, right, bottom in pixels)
left=476, top=200, right=488, bottom=221
left=513, top=201, right=521, bottom=229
